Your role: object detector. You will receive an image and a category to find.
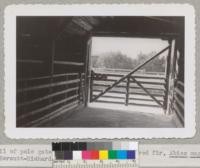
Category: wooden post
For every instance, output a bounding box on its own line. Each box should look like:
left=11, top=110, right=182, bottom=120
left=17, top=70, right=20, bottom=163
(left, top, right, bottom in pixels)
left=49, top=40, right=55, bottom=105
left=75, top=73, right=79, bottom=104
left=90, top=71, right=93, bottom=102
left=125, top=76, right=130, bottom=106
left=84, top=37, right=92, bottom=106
left=165, top=39, right=176, bottom=114
left=78, top=72, right=82, bottom=103
left=163, top=39, right=172, bottom=111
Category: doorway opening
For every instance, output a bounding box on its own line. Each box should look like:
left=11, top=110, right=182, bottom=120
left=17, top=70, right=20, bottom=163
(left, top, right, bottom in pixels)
left=88, top=36, right=169, bottom=114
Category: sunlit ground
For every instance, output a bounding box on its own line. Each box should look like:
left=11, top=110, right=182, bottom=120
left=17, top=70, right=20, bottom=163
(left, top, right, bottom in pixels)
left=88, top=102, right=164, bottom=115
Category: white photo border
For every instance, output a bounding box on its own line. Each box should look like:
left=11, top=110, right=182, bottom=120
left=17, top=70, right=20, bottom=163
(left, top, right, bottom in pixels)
left=4, top=4, right=196, bottom=139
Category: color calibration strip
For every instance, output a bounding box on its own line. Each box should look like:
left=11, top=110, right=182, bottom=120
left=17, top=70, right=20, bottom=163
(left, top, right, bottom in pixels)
left=54, top=149, right=135, bottom=160
left=52, top=142, right=138, bottom=168
left=52, top=142, right=137, bottom=161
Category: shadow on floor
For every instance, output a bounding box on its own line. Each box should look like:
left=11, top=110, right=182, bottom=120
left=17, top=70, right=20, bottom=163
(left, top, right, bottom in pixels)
left=40, top=105, right=176, bottom=128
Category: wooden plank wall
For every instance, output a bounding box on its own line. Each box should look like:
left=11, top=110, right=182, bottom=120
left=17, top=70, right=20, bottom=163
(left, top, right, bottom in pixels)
left=172, top=41, right=184, bottom=125
left=167, top=38, right=184, bottom=126
left=17, top=36, right=87, bottom=127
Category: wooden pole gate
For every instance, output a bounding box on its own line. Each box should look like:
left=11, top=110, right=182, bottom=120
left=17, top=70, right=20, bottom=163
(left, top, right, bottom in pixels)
left=89, top=45, right=171, bottom=109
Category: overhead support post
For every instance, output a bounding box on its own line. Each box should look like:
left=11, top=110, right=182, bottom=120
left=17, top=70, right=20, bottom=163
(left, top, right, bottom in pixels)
left=165, top=39, right=176, bottom=114
left=163, top=39, right=172, bottom=111
left=85, top=37, right=92, bottom=106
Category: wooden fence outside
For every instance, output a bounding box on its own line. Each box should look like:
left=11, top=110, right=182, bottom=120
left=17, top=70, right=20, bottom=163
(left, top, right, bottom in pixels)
left=90, top=71, right=166, bottom=108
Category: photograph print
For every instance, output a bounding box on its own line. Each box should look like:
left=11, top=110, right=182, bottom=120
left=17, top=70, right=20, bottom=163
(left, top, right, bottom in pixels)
left=16, top=16, right=185, bottom=128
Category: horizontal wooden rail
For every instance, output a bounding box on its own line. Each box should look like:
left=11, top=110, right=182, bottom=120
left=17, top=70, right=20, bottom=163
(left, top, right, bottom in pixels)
left=172, top=80, right=184, bottom=125
left=174, top=94, right=184, bottom=110
left=94, top=78, right=120, bottom=82
left=17, top=59, right=44, bottom=64
left=93, top=79, right=165, bottom=85
left=129, top=92, right=164, bottom=97
left=130, top=87, right=165, bottom=92
left=133, top=75, right=166, bottom=80
left=54, top=60, right=84, bottom=66
left=93, top=89, right=165, bottom=98
left=18, top=79, right=80, bottom=93
left=18, top=87, right=78, bottom=107
left=92, top=95, right=164, bottom=103
left=175, top=87, right=184, bottom=98
left=129, top=97, right=164, bottom=102
left=95, top=100, right=124, bottom=105
left=94, top=73, right=124, bottom=77
left=18, top=94, right=78, bottom=121
left=94, top=72, right=166, bottom=80
left=93, top=67, right=166, bottom=75
left=174, top=103, right=184, bottom=123
left=128, top=102, right=160, bottom=108
left=93, top=95, right=125, bottom=99
left=93, top=89, right=125, bottom=95
left=130, top=80, right=165, bottom=85
left=177, top=81, right=184, bottom=88
left=93, top=83, right=165, bottom=91
left=18, top=73, right=79, bottom=82
left=27, top=100, right=79, bottom=127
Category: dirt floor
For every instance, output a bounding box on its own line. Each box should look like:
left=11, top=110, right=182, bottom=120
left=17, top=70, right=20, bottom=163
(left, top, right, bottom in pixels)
left=42, top=104, right=176, bottom=128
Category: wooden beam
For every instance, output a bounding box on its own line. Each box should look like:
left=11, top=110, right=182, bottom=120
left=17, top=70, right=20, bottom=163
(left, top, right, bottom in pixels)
left=90, top=71, right=94, bottom=102
left=27, top=100, right=79, bottom=127
left=96, top=95, right=124, bottom=99
left=131, top=77, right=163, bottom=107
left=93, top=89, right=125, bottom=95
left=95, top=100, right=124, bottom=105
left=94, top=72, right=166, bottom=79
left=131, top=80, right=166, bottom=85
left=18, top=87, right=78, bottom=107
left=92, top=46, right=170, bottom=102
left=18, top=94, right=78, bottom=121
left=54, top=60, right=84, bottom=66
left=128, top=102, right=160, bottom=108
left=145, top=16, right=176, bottom=25
left=174, top=94, right=184, bottom=110
left=92, top=32, right=179, bottom=39
left=129, top=97, right=164, bottom=102
left=133, top=75, right=166, bottom=80
left=129, top=91, right=165, bottom=97
left=17, top=59, right=44, bottom=64
left=175, top=87, right=184, bottom=98
left=17, top=79, right=80, bottom=93
left=18, top=73, right=79, bottom=82
left=164, top=40, right=173, bottom=111
left=93, top=83, right=165, bottom=91
left=85, top=37, right=92, bottom=106
left=174, top=103, right=184, bottom=123
left=177, top=81, right=184, bottom=88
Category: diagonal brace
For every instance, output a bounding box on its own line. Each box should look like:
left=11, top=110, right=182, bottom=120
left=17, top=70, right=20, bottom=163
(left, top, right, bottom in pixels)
left=131, top=77, right=163, bottom=107
left=92, top=46, right=170, bottom=102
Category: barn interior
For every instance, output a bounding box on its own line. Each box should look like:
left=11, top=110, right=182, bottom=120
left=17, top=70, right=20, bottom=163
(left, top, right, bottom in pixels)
left=17, top=16, right=184, bottom=127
